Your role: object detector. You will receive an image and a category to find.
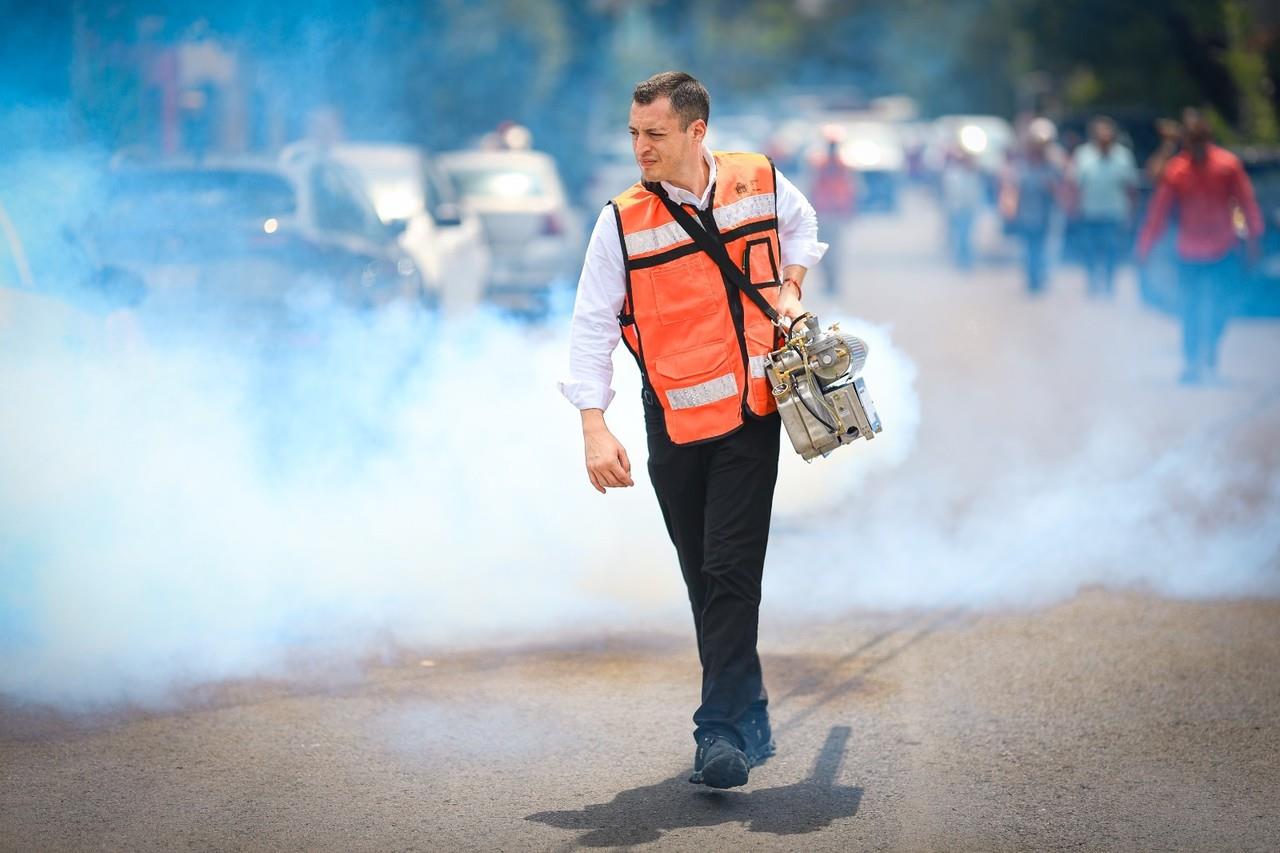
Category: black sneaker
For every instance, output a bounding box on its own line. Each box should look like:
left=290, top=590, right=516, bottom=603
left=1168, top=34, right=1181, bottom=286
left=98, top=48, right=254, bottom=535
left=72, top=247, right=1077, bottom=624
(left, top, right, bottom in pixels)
left=739, top=708, right=776, bottom=768
left=688, top=734, right=749, bottom=789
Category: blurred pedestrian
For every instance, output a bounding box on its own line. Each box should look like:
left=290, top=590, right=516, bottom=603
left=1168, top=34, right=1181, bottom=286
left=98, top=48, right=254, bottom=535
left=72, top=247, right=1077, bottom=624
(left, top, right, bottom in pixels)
left=808, top=125, right=857, bottom=295
left=940, top=146, right=984, bottom=270
left=1070, top=117, right=1138, bottom=297
left=1145, top=116, right=1185, bottom=184
left=1136, top=110, right=1264, bottom=384
left=1000, top=118, right=1063, bottom=294
left=560, top=71, right=826, bottom=789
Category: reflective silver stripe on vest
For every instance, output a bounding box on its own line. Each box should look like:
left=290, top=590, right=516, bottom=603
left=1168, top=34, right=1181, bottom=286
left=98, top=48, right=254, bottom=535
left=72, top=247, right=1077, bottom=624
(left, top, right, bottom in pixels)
left=714, top=192, right=776, bottom=232
left=665, top=373, right=738, bottom=410
left=749, top=354, right=769, bottom=378
left=623, top=191, right=775, bottom=259
left=624, top=221, right=691, bottom=258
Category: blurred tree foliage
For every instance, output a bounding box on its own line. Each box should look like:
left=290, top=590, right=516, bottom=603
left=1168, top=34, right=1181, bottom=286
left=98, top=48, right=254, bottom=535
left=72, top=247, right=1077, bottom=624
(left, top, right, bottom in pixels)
left=1001, top=0, right=1278, bottom=142
left=425, top=0, right=1280, bottom=150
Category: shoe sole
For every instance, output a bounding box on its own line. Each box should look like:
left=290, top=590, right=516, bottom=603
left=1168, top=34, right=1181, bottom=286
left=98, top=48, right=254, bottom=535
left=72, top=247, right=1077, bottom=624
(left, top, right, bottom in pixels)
left=700, top=751, right=749, bottom=789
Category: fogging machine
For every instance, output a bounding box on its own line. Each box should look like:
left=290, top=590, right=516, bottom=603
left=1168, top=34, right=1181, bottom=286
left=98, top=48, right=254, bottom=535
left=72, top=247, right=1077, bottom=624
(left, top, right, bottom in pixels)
left=765, top=313, right=882, bottom=461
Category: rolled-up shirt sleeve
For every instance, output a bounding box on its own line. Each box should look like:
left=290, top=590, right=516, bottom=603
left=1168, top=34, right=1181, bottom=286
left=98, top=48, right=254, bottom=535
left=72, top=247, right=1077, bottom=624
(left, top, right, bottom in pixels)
left=557, top=205, right=627, bottom=411
left=775, top=168, right=828, bottom=269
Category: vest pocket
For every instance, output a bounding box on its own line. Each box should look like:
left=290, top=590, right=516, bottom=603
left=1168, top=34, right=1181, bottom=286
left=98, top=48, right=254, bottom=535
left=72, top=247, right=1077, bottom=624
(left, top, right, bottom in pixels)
left=653, top=341, right=739, bottom=410
left=743, top=237, right=781, bottom=287
left=645, top=252, right=722, bottom=325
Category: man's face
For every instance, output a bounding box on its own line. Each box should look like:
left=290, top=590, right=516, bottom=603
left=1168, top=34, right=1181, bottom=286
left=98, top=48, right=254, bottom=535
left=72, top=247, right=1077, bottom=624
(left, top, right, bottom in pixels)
left=629, top=97, right=704, bottom=183
left=1185, top=119, right=1212, bottom=159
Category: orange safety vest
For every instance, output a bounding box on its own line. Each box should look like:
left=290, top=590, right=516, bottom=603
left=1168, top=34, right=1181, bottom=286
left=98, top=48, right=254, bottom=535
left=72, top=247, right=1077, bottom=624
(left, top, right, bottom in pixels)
left=612, top=151, right=783, bottom=445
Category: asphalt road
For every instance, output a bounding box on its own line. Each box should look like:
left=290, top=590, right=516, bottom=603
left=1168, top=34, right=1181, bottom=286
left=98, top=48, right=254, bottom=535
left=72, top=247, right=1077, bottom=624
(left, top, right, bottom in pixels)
left=2, top=592, right=1278, bottom=851
left=4, top=190, right=1279, bottom=851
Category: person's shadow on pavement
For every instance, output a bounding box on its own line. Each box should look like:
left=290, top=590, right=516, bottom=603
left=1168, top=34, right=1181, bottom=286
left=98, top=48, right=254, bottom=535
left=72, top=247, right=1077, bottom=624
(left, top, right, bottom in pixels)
left=526, top=725, right=862, bottom=847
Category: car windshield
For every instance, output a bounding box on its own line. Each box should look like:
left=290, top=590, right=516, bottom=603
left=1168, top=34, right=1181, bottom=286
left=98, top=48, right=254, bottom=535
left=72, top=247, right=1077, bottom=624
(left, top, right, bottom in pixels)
left=347, top=167, right=426, bottom=223
left=448, top=165, right=548, bottom=200
left=845, top=123, right=900, bottom=145
left=105, top=171, right=297, bottom=225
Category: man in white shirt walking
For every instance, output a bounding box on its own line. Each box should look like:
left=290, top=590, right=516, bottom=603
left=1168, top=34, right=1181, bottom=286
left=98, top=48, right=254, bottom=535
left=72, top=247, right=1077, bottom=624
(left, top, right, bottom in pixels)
left=1070, top=116, right=1138, bottom=297
left=558, top=71, right=826, bottom=789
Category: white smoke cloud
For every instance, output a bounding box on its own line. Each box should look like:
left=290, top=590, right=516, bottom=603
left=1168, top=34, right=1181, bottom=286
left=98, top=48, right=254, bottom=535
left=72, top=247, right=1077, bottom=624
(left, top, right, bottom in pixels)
left=0, top=280, right=928, bottom=710
left=0, top=297, right=677, bottom=708
left=762, top=293, right=1280, bottom=617
left=4, top=273, right=1278, bottom=711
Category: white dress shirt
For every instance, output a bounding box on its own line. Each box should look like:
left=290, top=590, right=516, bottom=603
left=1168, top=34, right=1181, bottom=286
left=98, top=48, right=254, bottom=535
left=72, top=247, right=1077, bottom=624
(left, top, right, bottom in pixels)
left=558, top=145, right=827, bottom=411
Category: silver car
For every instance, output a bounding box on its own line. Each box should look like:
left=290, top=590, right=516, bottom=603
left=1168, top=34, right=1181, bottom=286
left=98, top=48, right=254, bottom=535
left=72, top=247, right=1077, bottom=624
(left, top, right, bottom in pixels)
left=85, top=152, right=424, bottom=317
left=438, top=149, right=582, bottom=311
left=329, top=143, right=491, bottom=315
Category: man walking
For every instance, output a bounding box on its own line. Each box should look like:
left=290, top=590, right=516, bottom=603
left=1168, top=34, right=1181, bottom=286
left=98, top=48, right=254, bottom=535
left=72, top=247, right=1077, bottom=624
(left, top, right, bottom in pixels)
left=809, top=124, right=857, bottom=294
left=1001, top=118, right=1063, bottom=295
left=558, top=71, right=825, bottom=789
left=940, top=146, right=984, bottom=271
left=1070, top=116, right=1138, bottom=297
left=1137, top=110, right=1264, bottom=384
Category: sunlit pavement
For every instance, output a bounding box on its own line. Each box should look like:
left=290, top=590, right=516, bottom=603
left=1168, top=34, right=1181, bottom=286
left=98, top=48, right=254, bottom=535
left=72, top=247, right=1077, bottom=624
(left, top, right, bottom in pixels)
left=3, top=190, right=1279, bottom=852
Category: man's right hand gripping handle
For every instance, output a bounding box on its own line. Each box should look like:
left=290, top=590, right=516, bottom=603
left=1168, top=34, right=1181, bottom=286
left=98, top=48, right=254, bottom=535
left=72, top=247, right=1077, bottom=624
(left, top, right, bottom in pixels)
left=581, top=409, right=634, bottom=494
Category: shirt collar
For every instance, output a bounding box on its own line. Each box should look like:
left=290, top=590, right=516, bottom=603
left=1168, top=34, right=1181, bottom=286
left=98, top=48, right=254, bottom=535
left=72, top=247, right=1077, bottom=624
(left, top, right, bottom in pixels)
left=659, top=145, right=716, bottom=210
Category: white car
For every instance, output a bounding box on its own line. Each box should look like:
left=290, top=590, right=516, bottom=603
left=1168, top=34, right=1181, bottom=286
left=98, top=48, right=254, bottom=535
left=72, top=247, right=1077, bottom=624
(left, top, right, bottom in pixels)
left=437, top=149, right=582, bottom=312
left=328, top=143, right=490, bottom=315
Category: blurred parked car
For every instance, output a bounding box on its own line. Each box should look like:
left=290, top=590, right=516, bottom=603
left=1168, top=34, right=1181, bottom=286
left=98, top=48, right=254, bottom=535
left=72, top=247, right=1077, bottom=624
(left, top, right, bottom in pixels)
left=80, top=151, right=424, bottom=321
left=0, top=191, right=146, bottom=317
left=438, top=149, right=583, bottom=312
left=325, top=142, right=491, bottom=314
left=1245, top=150, right=1280, bottom=306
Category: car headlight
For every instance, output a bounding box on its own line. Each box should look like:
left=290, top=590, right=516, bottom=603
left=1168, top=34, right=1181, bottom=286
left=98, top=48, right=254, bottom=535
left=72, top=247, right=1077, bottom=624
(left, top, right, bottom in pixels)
left=959, top=125, right=989, bottom=155
left=844, top=140, right=883, bottom=168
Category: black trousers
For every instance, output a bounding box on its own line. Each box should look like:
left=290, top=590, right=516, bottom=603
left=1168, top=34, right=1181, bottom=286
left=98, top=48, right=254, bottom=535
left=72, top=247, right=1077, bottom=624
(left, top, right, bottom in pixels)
left=644, top=397, right=781, bottom=748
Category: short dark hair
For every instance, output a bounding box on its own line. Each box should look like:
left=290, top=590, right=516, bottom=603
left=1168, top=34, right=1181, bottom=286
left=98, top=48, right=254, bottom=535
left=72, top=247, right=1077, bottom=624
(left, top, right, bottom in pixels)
left=632, top=71, right=710, bottom=130
left=1089, top=115, right=1116, bottom=136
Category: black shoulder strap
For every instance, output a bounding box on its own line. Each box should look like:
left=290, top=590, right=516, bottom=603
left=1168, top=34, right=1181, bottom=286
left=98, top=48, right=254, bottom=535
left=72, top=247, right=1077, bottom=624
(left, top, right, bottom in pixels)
left=654, top=185, right=784, bottom=329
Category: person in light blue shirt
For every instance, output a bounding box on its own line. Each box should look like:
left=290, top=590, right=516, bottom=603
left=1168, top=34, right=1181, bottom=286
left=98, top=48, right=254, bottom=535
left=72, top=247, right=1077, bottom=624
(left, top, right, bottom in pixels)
left=940, top=147, right=985, bottom=270
left=1071, top=117, right=1138, bottom=297
left=1000, top=118, right=1063, bottom=295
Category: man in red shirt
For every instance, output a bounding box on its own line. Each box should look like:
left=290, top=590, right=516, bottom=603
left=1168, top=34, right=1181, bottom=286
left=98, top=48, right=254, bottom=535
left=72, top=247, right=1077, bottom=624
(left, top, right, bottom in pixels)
left=1137, top=111, right=1264, bottom=384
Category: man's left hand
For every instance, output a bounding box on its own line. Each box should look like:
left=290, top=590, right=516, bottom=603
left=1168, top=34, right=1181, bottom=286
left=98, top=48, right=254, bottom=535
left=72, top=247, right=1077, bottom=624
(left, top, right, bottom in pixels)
left=776, top=279, right=806, bottom=330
